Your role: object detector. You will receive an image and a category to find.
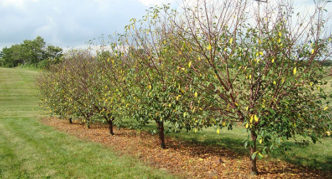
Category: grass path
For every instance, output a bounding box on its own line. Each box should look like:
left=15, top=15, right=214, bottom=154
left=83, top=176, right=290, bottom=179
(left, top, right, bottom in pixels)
left=0, top=68, right=173, bottom=178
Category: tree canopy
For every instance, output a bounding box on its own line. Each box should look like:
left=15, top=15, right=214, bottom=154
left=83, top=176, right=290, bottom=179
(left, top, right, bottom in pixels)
left=0, top=36, right=63, bottom=68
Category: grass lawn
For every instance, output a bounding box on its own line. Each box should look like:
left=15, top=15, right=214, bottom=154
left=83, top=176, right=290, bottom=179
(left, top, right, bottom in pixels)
left=0, top=67, right=174, bottom=179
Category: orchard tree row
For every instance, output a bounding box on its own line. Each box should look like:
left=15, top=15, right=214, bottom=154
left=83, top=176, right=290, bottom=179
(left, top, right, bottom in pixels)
left=38, top=0, right=332, bottom=175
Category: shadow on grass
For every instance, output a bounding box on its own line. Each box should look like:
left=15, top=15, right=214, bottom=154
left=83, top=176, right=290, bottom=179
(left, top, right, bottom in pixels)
left=270, top=141, right=332, bottom=171
left=178, top=132, right=332, bottom=172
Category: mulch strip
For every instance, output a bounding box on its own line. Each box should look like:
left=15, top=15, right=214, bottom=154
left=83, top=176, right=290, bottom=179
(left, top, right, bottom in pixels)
left=42, top=117, right=331, bottom=179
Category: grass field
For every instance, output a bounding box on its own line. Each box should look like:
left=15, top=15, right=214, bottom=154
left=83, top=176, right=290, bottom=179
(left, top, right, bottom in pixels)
left=0, top=67, right=174, bottom=178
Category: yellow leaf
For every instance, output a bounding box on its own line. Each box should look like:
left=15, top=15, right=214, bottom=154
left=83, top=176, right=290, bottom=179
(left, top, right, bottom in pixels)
left=148, top=85, right=152, bottom=90
left=293, top=67, right=297, bottom=75
left=259, top=51, right=263, bottom=56
left=254, top=115, right=259, bottom=122
left=258, top=152, right=263, bottom=158
left=310, top=82, right=313, bottom=86
left=250, top=115, right=253, bottom=123
left=279, top=31, right=282, bottom=37
left=249, top=75, right=252, bottom=80
left=259, top=138, right=263, bottom=144
left=245, top=123, right=249, bottom=129
left=194, top=92, right=198, bottom=98
left=311, top=49, right=315, bottom=54
left=194, top=128, right=198, bottom=133
left=107, top=58, right=110, bottom=62
left=168, top=103, right=172, bottom=107
left=324, top=106, right=328, bottom=111
left=271, top=58, right=275, bottom=63
left=198, top=56, right=201, bottom=61
left=188, top=61, right=192, bottom=68
left=216, top=128, right=220, bottom=134
left=258, top=39, right=262, bottom=44
left=206, top=44, right=212, bottom=50
left=278, top=38, right=281, bottom=43
left=229, top=38, right=233, bottom=44
left=273, top=81, right=276, bottom=85
left=222, top=121, right=226, bottom=127
left=245, top=106, right=249, bottom=111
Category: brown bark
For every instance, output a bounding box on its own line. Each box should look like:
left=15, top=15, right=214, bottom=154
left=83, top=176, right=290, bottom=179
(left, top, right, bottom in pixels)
left=250, top=130, right=259, bottom=175
left=156, top=120, right=166, bottom=149
left=107, top=118, right=114, bottom=135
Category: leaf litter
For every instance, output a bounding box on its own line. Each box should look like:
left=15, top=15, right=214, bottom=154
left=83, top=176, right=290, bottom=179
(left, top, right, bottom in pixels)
left=42, top=117, right=331, bottom=179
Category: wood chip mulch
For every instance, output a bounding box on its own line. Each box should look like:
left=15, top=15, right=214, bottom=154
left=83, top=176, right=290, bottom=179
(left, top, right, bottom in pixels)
left=41, top=117, right=331, bottom=179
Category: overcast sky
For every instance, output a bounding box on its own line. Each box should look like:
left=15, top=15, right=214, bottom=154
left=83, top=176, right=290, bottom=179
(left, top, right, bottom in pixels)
left=0, top=0, right=331, bottom=49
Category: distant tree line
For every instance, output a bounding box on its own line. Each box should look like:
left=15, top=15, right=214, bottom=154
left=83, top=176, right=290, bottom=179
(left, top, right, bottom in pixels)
left=0, top=36, right=63, bottom=68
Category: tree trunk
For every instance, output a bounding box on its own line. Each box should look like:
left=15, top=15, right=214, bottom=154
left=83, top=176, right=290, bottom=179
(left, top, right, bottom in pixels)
left=69, top=118, right=73, bottom=124
left=156, top=120, right=166, bottom=149
left=86, top=118, right=90, bottom=129
left=107, top=118, right=114, bottom=135
left=250, top=130, right=259, bottom=175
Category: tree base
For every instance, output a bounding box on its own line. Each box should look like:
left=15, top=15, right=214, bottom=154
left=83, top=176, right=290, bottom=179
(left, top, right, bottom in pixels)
left=250, top=171, right=258, bottom=175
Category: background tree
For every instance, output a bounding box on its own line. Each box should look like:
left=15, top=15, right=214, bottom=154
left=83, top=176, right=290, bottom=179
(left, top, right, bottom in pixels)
left=0, top=36, right=63, bottom=68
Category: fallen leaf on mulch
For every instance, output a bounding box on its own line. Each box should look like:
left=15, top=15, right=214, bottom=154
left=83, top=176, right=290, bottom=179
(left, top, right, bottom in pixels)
left=41, top=117, right=331, bottom=179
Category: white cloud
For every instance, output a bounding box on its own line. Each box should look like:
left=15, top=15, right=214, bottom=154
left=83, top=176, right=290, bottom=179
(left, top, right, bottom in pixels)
left=138, top=0, right=176, bottom=7
left=0, top=0, right=39, bottom=9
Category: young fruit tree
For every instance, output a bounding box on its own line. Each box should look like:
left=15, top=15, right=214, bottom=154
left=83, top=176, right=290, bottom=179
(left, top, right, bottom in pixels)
left=92, top=49, right=129, bottom=135
left=167, top=0, right=331, bottom=174
left=122, top=6, right=209, bottom=148
left=39, top=50, right=100, bottom=128
left=38, top=63, right=74, bottom=123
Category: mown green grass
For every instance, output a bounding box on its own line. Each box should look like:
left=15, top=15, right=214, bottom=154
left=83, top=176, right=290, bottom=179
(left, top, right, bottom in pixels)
left=0, top=67, right=174, bottom=179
